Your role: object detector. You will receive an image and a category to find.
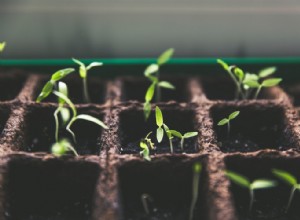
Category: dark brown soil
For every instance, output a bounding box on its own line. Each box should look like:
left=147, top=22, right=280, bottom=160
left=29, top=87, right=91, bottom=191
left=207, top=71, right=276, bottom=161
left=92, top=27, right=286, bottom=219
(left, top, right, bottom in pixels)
left=3, top=156, right=100, bottom=220
left=282, top=83, right=300, bottom=106
left=0, top=73, right=27, bottom=101
left=117, top=157, right=208, bottom=220
left=21, top=105, right=104, bottom=155
left=0, top=105, right=10, bottom=137
left=117, top=107, right=199, bottom=155
left=211, top=104, right=296, bottom=153
left=120, top=77, right=190, bottom=102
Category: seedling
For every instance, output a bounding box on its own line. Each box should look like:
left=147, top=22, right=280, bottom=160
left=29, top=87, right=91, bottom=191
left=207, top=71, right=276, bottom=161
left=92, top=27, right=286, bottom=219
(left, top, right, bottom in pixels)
left=226, top=170, right=277, bottom=212
left=168, top=130, right=198, bottom=151
left=72, top=58, right=103, bottom=103
left=217, top=59, right=281, bottom=100
left=163, top=123, right=174, bottom=154
left=217, top=111, right=240, bottom=137
left=51, top=138, right=78, bottom=156
left=272, top=169, right=300, bottom=212
left=189, top=162, right=202, bottom=220
left=141, top=194, right=154, bottom=215
left=139, top=132, right=154, bottom=161
left=143, top=48, right=175, bottom=119
left=0, top=42, right=6, bottom=52
left=155, top=106, right=164, bottom=143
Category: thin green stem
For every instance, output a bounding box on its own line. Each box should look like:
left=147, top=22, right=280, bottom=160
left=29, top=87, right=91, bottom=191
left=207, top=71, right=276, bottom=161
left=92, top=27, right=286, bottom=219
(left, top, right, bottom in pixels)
left=66, top=117, right=77, bottom=143
left=227, top=68, right=244, bottom=100
left=286, top=186, right=297, bottom=212
left=54, top=108, right=61, bottom=143
left=141, top=194, right=153, bottom=215
left=227, top=121, right=230, bottom=138
left=180, top=138, right=184, bottom=151
left=254, top=85, right=262, bottom=99
left=155, top=70, right=161, bottom=102
left=83, top=77, right=90, bottom=103
left=67, top=145, right=79, bottom=156
left=249, top=189, right=254, bottom=213
left=189, top=167, right=200, bottom=220
left=169, top=138, right=173, bottom=153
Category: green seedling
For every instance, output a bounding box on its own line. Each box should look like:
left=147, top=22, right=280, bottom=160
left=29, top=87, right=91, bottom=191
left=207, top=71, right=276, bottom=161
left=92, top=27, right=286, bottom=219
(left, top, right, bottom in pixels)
left=217, top=59, right=281, bottom=100
left=163, top=123, right=174, bottom=154
left=217, top=111, right=240, bottom=137
left=72, top=58, right=103, bottom=103
left=155, top=106, right=164, bottom=143
left=51, top=138, right=78, bottom=156
left=140, top=132, right=154, bottom=161
left=36, top=68, right=75, bottom=102
left=272, top=169, right=300, bottom=212
left=189, top=162, right=202, bottom=220
left=168, top=130, right=198, bottom=151
left=144, top=48, right=175, bottom=119
left=226, top=170, right=277, bottom=213
left=141, top=194, right=154, bottom=215
left=0, top=42, right=6, bottom=52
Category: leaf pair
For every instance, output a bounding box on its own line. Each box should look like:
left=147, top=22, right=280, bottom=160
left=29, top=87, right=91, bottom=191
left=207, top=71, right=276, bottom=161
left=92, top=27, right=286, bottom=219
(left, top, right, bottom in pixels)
left=217, top=111, right=240, bottom=126
left=72, top=58, right=102, bottom=78
left=168, top=130, right=198, bottom=150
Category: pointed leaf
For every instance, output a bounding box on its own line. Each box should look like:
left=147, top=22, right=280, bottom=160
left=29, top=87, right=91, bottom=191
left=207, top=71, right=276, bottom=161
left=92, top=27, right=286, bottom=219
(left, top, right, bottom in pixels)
left=157, top=127, right=164, bottom=143
left=261, top=78, right=282, bottom=87
left=244, top=73, right=259, bottom=82
left=158, top=81, right=175, bottom=90
left=145, top=83, right=156, bottom=102
left=87, top=62, right=103, bottom=70
left=169, top=130, right=182, bottom=138
left=155, top=106, right=163, bottom=127
left=259, top=67, right=277, bottom=78
left=60, top=107, right=71, bottom=125
left=157, top=48, right=174, bottom=65
left=51, top=68, right=75, bottom=81
left=226, top=171, right=251, bottom=188
left=144, top=64, right=159, bottom=76
left=58, top=82, right=68, bottom=105
left=251, top=179, right=277, bottom=190
left=243, top=80, right=260, bottom=88
left=140, top=141, right=148, bottom=150
left=217, top=59, right=229, bottom=71
left=36, top=81, right=54, bottom=102
left=0, top=42, right=6, bottom=52
left=184, top=132, right=198, bottom=138
left=234, top=67, right=244, bottom=81
left=229, top=111, right=240, bottom=120
left=143, top=102, right=151, bottom=120
left=218, top=118, right=229, bottom=126
left=272, top=169, right=297, bottom=186
left=72, top=58, right=84, bottom=66
left=74, top=114, right=108, bottom=129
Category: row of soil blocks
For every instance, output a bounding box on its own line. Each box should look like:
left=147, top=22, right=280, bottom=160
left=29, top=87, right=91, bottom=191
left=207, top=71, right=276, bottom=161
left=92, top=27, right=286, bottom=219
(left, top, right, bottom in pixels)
left=0, top=70, right=300, bottom=219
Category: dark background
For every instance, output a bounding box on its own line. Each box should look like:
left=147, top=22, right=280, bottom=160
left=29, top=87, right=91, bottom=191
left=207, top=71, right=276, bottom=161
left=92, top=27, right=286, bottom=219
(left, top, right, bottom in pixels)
left=1, top=0, right=300, bottom=59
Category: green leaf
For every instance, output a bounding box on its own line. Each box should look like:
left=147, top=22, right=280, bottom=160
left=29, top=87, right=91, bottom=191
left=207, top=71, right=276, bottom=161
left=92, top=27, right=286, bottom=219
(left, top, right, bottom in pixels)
left=217, top=59, right=229, bottom=71
left=140, top=142, right=151, bottom=161
left=261, top=78, right=282, bottom=87
left=158, top=81, right=175, bottom=89
left=36, top=81, right=55, bottom=102
left=244, top=73, right=259, bottom=82
left=74, top=114, right=108, bottom=129
left=155, top=106, right=163, bottom=127
left=226, top=171, right=251, bottom=188
left=234, top=68, right=244, bottom=81
left=169, top=130, right=182, bottom=138
left=52, top=91, right=77, bottom=117
left=79, top=66, right=87, bottom=78
left=259, top=67, right=277, bottom=78
left=157, top=127, right=164, bottom=143
left=184, top=132, right=198, bottom=138
left=51, top=68, right=75, bottom=81
left=143, top=102, right=151, bottom=120
left=60, top=107, right=71, bottom=125
left=51, top=142, right=67, bottom=156
left=229, top=111, right=240, bottom=120
left=140, top=141, right=148, bottom=150
left=0, top=42, right=6, bottom=52
left=72, top=58, right=84, bottom=66
left=251, top=179, right=277, bottom=190
left=144, top=64, right=159, bottom=76
left=86, top=62, right=103, bottom=70
left=193, top=162, right=202, bottom=174
left=272, top=169, right=297, bottom=186
left=157, top=48, right=174, bottom=65
left=57, top=82, right=68, bottom=105
left=243, top=80, right=260, bottom=88
left=145, top=83, right=156, bottom=102
left=217, top=118, right=229, bottom=126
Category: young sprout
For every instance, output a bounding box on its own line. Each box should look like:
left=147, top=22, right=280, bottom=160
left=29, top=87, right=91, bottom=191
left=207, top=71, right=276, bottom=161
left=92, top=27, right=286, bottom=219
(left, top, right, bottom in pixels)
left=217, top=59, right=281, bottom=100
left=155, top=106, right=164, bottom=143
left=272, top=169, right=300, bottom=212
left=189, top=162, right=202, bottom=220
left=143, top=48, right=175, bottom=119
left=72, top=58, right=103, bottom=103
left=169, top=130, right=198, bottom=151
left=51, top=138, right=78, bottom=156
left=226, top=170, right=277, bottom=212
left=163, top=123, right=174, bottom=153
left=0, top=42, right=6, bottom=52
left=141, top=194, right=154, bottom=215
left=139, top=132, right=154, bottom=161
left=217, top=111, right=240, bottom=137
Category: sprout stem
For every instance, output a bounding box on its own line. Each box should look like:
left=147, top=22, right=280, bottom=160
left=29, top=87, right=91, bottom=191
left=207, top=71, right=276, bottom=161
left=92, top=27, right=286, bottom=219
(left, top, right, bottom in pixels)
left=141, top=194, right=153, bottom=215
left=249, top=189, right=254, bottom=213
left=254, top=86, right=262, bottom=100
left=180, top=138, right=184, bottom=151
left=169, top=138, right=173, bottom=154
left=67, top=145, right=79, bottom=156
left=83, top=77, right=91, bottom=103
left=155, top=70, right=161, bottom=102
left=227, top=122, right=230, bottom=138
left=189, top=165, right=200, bottom=220
left=54, top=108, right=60, bottom=143
left=286, top=186, right=296, bottom=213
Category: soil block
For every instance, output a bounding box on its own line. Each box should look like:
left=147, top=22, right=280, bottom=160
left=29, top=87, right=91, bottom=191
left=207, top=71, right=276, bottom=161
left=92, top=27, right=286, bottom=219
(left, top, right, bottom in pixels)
left=35, top=75, right=107, bottom=104
left=120, top=77, right=190, bottom=103
left=0, top=73, right=27, bottom=101
left=3, top=156, right=100, bottom=220
left=281, top=83, right=300, bottom=107
left=21, top=105, right=105, bottom=155
left=117, top=106, right=199, bottom=155
left=0, top=105, right=10, bottom=137
left=117, top=157, right=208, bottom=220
left=210, top=104, right=297, bottom=153
left=225, top=155, right=300, bottom=220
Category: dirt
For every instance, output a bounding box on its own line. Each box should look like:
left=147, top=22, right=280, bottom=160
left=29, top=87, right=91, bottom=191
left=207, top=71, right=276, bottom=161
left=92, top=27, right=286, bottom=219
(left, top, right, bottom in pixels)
left=0, top=72, right=26, bottom=101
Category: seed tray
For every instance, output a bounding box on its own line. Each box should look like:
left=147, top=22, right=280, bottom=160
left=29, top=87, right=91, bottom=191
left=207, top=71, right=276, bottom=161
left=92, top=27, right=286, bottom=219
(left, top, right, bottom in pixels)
left=0, top=60, right=300, bottom=220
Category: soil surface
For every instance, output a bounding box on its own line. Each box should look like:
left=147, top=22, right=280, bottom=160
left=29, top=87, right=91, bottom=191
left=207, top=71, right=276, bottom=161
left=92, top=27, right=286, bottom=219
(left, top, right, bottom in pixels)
left=0, top=73, right=26, bottom=101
